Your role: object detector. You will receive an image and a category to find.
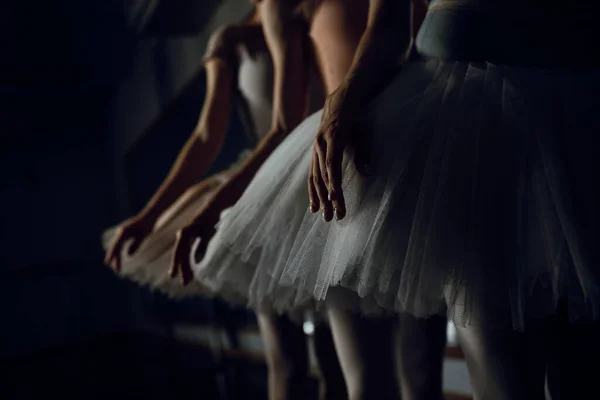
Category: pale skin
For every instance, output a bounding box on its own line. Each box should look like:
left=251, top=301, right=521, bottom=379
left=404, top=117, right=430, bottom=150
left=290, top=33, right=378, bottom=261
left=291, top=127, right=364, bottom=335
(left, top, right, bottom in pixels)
left=153, top=1, right=599, bottom=399
left=308, top=0, right=416, bottom=221
left=170, top=1, right=446, bottom=400
left=307, top=4, right=448, bottom=399
left=169, top=0, right=311, bottom=283
left=308, top=1, right=589, bottom=400
left=104, top=37, right=238, bottom=272
left=104, top=4, right=345, bottom=400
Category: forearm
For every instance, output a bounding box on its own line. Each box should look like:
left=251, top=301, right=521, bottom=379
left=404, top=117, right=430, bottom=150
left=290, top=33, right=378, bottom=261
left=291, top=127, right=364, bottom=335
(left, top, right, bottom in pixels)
left=139, top=57, right=233, bottom=222
left=139, top=131, right=224, bottom=222
left=341, top=0, right=413, bottom=104
left=192, top=1, right=309, bottom=218
left=193, top=128, right=286, bottom=218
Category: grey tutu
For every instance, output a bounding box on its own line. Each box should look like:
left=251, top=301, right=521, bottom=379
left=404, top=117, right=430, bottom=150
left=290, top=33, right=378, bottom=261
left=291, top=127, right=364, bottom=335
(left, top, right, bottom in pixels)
left=193, top=59, right=600, bottom=330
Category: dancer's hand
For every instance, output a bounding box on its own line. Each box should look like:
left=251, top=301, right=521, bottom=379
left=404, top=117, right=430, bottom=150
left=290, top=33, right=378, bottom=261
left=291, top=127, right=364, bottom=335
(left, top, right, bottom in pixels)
left=104, top=215, right=155, bottom=272
left=309, top=86, right=369, bottom=222
left=169, top=202, right=221, bottom=286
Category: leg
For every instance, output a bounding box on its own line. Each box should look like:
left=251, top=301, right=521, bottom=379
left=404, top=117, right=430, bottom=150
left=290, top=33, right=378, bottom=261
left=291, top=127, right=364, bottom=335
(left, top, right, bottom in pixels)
left=313, top=319, right=348, bottom=400
left=456, top=324, right=547, bottom=400
left=257, top=312, right=309, bottom=400
left=327, top=305, right=398, bottom=400
left=395, top=313, right=447, bottom=400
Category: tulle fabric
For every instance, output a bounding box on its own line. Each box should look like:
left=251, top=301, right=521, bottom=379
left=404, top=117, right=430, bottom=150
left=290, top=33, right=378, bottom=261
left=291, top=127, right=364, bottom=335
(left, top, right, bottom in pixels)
left=193, top=59, right=600, bottom=330
left=102, top=171, right=233, bottom=298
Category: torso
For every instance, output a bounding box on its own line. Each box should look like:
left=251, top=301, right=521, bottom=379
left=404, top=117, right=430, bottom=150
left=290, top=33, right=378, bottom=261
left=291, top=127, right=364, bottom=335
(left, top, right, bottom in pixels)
left=231, top=24, right=324, bottom=144
left=304, top=0, right=369, bottom=94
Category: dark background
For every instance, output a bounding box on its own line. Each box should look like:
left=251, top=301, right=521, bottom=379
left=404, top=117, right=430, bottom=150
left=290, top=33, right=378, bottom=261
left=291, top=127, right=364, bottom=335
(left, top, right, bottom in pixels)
left=0, top=1, right=473, bottom=399
left=0, top=1, right=271, bottom=398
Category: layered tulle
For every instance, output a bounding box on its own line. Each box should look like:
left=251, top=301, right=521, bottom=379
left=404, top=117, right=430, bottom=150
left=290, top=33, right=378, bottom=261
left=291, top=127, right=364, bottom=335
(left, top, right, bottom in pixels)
left=193, top=59, right=600, bottom=330
left=102, top=172, right=233, bottom=298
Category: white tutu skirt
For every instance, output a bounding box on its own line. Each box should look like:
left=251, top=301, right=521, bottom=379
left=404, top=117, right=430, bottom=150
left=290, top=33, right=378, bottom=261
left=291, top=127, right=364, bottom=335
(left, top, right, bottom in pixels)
left=193, top=60, right=600, bottom=330
left=102, top=172, right=233, bottom=299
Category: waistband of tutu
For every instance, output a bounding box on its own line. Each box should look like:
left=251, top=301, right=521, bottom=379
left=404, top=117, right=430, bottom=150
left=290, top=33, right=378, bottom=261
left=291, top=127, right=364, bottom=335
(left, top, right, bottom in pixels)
left=416, top=4, right=600, bottom=70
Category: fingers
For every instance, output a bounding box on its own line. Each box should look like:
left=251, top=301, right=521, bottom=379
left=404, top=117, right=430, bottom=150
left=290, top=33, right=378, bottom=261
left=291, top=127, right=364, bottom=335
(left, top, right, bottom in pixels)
left=311, top=145, right=333, bottom=221
left=169, top=227, right=213, bottom=286
left=105, top=225, right=145, bottom=273
left=308, top=161, right=319, bottom=213
left=105, top=234, right=123, bottom=273
left=169, top=231, right=185, bottom=279
left=192, top=234, right=211, bottom=265
left=324, top=133, right=346, bottom=221
left=104, top=234, right=118, bottom=265
left=315, top=135, right=330, bottom=188
left=178, top=257, right=194, bottom=286
left=184, top=229, right=213, bottom=285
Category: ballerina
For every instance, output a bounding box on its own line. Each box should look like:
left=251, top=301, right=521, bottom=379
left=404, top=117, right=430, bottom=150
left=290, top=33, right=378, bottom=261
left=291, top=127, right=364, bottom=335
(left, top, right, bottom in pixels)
left=173, top=1, right=451, bottom=399
left=103, top=3, right=349, bottom=399
left=179, top=0, right=600, bottom=398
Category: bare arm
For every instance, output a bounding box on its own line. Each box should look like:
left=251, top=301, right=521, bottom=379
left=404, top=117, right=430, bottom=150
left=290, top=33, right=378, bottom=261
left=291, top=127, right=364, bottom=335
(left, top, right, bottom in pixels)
left=137, top=35, right=236, bottom=223
left=309, top=0, right=417, bottom=221
left=341, top=0, right=414, bottom=105
left=192, top=0, right=309, bottom=215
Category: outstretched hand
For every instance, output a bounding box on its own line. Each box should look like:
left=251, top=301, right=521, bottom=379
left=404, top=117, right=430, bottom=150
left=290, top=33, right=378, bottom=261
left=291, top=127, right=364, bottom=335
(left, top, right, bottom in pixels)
left=308, top=86, right=370, bottom=222
left=169, top=203, right=221, bottom=286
